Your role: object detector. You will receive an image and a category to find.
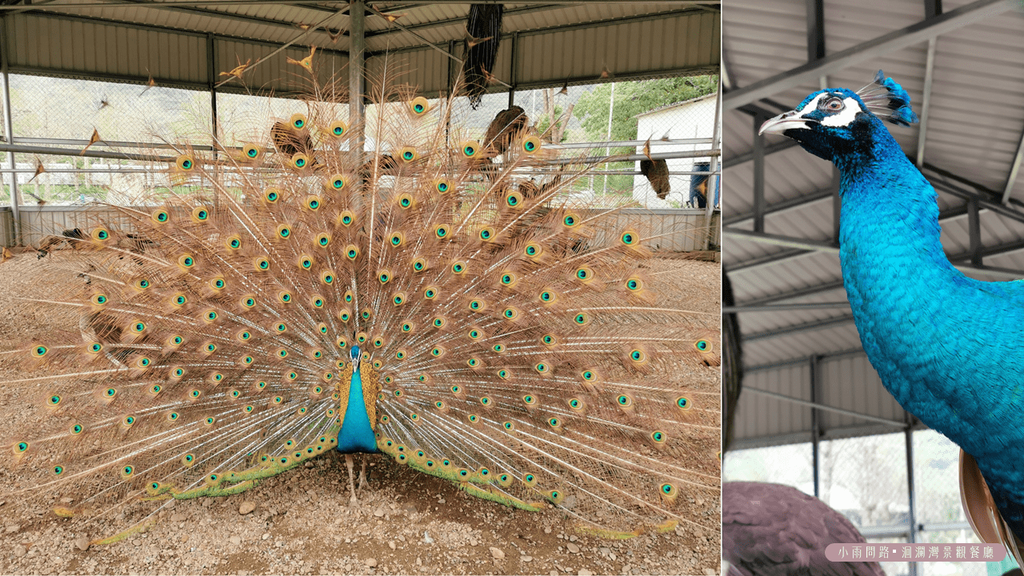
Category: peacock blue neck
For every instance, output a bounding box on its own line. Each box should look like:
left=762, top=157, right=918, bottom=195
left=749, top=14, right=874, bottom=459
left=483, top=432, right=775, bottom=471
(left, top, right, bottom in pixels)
left=836, top=125, right=1024, bottom=534
left=335, top=345, right=379, bottom=454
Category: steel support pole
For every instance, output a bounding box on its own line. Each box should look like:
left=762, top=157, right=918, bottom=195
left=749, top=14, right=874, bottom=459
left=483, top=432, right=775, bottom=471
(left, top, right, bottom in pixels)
left=752, top=113, right=766, bottom=234
left=0, top=15, right=19, bottom=246
left=810, top=356, right=822, bottom=498
left=705, top=82, right=721, bottom=249
left=905, top=422, right=918, bottom=575
left=349, top=0, right=365, bottom=160
left=508, top=32, right=519, bottom=109
left=208, top=32, right=219, bottom=210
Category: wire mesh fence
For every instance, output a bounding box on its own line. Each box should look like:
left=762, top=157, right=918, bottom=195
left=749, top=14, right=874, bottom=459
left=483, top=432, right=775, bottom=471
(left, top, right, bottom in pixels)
left=0, top=71, right=720, bottom=251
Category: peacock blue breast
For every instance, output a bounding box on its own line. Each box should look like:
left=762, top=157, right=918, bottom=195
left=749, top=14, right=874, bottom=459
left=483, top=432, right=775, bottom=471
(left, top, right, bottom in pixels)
left=336, top=345, right=379, bottom=454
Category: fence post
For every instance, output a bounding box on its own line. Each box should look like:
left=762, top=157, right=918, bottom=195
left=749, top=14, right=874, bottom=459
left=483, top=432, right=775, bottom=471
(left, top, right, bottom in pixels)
left=0, top=15, right=20, bottom=247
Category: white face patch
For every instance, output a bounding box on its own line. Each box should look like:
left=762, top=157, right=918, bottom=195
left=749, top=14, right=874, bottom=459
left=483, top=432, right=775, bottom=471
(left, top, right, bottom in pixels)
left=797, top=94, right=864, bottom=128
left=820, top=97, right=864, bottom=127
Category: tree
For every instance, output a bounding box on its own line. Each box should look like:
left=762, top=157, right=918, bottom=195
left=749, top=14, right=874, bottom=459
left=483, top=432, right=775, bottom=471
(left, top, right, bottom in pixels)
left=574, top=76, right=718, bottom=143
left=572, top=76, right=718, bottom=196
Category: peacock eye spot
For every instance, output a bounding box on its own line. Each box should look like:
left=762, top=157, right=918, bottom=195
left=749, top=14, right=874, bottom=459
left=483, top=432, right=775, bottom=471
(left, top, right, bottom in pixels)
left=822, top=96, right=844, bottom=112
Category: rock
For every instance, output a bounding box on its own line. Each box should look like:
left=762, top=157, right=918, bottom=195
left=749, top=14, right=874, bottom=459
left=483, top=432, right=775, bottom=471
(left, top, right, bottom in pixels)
left=373, top=508, right=385, bottom=518
left=703, top=570, right=715, bottom=576
left=75, top=537, right=91, bottom=552
left=13, top=544, right=26, bottom=557
left=544, top=527, right=552, bottom=534
left=239, top=502, right=256, bottom=515
left=567, top=543, right=580, bottom=554
left=490, top=547, right=505, bottom=560
left=170, top=513, right=186, bottom=523
left=5, top=524, right=19, bottom=534
left=423, top=531, right=434, bottom=544
left=388, top=541, right=396, bottom=550
left=262, top=533, right=270, bottom=541
left=403, top=503, right=417, bottom=513
left=228, top=536, right=241, bottom=546
left=578, top=570, right=593, bottom=576
left=364, top=558, right=377, bottom=568
left=522, top=556, right=533, bottom=562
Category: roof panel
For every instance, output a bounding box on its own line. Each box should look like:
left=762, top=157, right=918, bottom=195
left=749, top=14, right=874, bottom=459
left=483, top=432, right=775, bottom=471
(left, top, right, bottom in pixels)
left=4, top=3, right=716, bottom=96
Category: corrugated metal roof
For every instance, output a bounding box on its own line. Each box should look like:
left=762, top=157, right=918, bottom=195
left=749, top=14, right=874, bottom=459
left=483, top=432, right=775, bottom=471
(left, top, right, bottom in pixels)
left=2, top=2, right=719, bottom=97
left=724, top=0, right=1024, bottom=444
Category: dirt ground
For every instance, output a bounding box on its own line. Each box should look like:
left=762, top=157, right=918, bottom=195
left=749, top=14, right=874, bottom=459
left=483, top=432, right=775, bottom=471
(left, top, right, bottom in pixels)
left=0, top=252, right=721, bottom=576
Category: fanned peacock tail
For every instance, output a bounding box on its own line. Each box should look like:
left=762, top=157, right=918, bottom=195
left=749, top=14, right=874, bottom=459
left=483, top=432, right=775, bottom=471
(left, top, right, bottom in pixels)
left=0, top=62, right=720, bottom=543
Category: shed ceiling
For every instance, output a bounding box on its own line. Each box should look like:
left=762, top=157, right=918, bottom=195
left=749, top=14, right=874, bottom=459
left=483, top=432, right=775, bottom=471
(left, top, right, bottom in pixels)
left=0, top=1, right=719, bottom=97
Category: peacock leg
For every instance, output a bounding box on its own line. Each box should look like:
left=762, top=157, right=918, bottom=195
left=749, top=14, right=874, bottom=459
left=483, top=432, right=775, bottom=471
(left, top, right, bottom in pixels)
left=358, top=457, right=367, bottom=491
left=345, top=453, right=359, bottom=506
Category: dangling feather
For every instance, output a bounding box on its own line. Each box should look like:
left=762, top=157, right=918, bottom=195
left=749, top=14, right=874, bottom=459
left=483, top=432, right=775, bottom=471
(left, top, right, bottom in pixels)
left=462, top=4, right=503, bottom=108
left=640, top=139, right=671, bottom=201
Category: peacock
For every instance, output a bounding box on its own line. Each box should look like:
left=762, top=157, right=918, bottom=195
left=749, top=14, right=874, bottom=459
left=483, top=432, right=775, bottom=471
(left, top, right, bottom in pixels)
left=0, top=60, right=721, bottom=551
left=759, top=71, right=1024, bottom=560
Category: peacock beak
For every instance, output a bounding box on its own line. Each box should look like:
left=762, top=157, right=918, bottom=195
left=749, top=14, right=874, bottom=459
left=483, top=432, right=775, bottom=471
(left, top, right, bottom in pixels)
left=758, top=111, right=811, bottom=136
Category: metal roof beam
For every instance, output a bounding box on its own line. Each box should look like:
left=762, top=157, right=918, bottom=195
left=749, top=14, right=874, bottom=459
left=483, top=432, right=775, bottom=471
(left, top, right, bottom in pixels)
left=727, top=203, right=970, bottom=272
left=744, top=386, right=906, bottom=427
left=366, top=7, right=715, bottom=57
left=725, top=186, right=833, bottom=226
left=120, top=0, right=344, bottom=39
left=728, top=248, right=814, bottom=274
left=364, top=4, right=557, bottom=39
left=738, top=241, right=1024, bottom=342
left=745, top=313, right=854, bottom=342
left=915, top=0, right=941, bottom=168
left=806, top=0, right=825, bottom=62
left=1001, top=125, right=1024, bottom=204
left=7, top=11, right=350, bottom=57
left=915, top=39, right=937, bottom=168
left=724, top=302, right=850, bottom=313
left=723, top=140, right=797, bottom=168
left=11, top=0, right=348, bottom=43
left=729, top=227, right=1024, bottom=279
left=723, top=0, right=1011, bottom=110
left=723, top=228, right=839, bottom=254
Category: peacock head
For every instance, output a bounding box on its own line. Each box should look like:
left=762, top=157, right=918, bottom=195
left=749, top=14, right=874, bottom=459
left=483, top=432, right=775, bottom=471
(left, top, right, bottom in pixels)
left=759, top=71, right=918, bottom=164
left=350, top=345, right=361, bottom=372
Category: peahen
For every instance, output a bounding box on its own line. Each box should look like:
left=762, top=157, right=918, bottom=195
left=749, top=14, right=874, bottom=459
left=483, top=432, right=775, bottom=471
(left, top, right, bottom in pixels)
left=722, top=482, right=884, bottom=576
left=760, top=71, right=1024, bottom=559
left=0, top=62, right=721, bottom=548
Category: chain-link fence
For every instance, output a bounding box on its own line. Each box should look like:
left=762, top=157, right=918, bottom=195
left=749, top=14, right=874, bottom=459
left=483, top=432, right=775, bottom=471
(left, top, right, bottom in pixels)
left=0, top=74, right=212, bottom=210
left=0, top=71, right=720, bottom=251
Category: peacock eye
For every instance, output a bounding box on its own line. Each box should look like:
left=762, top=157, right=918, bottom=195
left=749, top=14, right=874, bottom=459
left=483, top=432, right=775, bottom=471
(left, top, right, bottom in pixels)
left=822, top=97, right=844, bottom=112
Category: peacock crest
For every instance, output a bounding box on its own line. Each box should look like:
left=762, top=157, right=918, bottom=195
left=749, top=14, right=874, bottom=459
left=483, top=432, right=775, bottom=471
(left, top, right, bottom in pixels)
left=0, top=57, right=721, bottom=547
